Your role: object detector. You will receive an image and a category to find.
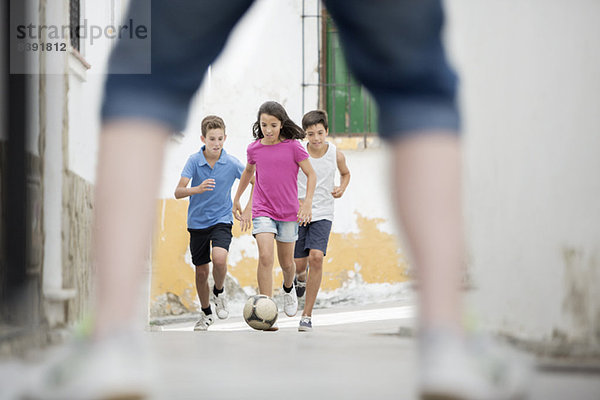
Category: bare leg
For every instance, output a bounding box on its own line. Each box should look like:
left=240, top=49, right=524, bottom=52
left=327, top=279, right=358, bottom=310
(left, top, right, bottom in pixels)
left=255, top=233, right=275, bottom=296
left=195, top=264, right=210, bottom=309
left=295, top=257, right=308, bottom=279
left=276, top=241, right=295, bottom=288
left=303, top=250, right=323, bottom=317
left=93, top=121, right=170, bottom=339
left=391, top=133, right=464, bottom=332
left=211, top=247, right=228, bottom=291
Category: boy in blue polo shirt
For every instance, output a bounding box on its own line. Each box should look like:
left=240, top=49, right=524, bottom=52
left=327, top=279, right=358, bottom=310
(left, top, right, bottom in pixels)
left=175, top=115, right=252, bottom=331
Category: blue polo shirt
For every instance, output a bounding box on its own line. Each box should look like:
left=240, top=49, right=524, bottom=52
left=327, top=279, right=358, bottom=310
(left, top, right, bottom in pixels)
left=181, top=147, right=245, bottom=229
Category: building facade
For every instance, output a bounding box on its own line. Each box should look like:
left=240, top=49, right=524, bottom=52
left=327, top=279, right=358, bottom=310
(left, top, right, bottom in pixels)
left=1, top=0, right=598, bottom=359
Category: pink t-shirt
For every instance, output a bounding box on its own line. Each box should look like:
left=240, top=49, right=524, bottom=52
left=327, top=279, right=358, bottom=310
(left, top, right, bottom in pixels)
left=247, top=139, right=309, bottom=221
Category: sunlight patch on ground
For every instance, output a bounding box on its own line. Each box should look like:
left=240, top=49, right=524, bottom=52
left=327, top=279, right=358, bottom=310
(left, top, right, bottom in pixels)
left=162, top=305, right=415, bottom=332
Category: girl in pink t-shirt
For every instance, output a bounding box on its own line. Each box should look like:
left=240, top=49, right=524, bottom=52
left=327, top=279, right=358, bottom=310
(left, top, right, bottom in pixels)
left=234, top=101, right=316, bottom=322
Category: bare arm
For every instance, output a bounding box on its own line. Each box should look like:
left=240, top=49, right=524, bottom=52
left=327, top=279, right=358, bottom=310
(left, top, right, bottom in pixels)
left=297, top=158, right=316, bottom=226
left=332, top=149, right=350, bottom=198
left=237, top=175, right=255, bottom=232
left=174, top=176, right=215, bottom=199
left=233, top=164, right=255, bottom=220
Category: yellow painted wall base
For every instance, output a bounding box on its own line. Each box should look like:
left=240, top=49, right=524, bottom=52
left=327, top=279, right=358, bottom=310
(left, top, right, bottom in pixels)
left=151, top=199, right=408, bottom=314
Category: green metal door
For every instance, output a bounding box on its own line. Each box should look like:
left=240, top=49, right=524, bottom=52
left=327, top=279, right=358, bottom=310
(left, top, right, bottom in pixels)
left=325, top=15, right=378, bottom=136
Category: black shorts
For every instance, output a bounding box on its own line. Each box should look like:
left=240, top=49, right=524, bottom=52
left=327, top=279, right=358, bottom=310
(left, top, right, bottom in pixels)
left=293, top=219, right=333, bottom=259
left=188, top=223, right=233, bottom=266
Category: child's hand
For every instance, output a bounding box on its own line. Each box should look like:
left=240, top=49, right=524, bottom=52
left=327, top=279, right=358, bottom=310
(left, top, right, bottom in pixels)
left=331, top=186, right=345, bottom=198
left=297, top=201, right=312, bottom=226
left=233, top=201, right=243, bottom=221
left=239, top=207, right=252, bottom=232
left=196, top=178, right=215, bottom=193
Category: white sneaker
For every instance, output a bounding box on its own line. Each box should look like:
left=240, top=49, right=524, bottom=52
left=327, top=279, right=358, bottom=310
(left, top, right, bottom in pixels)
left=194, top=313, right=214, bottom=331
left=213, top=293, right=229, bottom=320
left=419, top=329, right=531, bottom=400
left=22, top=331, right=154, bottom=400
left=283, top=285, right=298, bottom=317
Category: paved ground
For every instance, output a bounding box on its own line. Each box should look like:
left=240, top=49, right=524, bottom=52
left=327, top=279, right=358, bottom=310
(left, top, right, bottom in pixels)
left=1, top=301, right=598, bottom=399
left=148, top=302, right=600, bottom=400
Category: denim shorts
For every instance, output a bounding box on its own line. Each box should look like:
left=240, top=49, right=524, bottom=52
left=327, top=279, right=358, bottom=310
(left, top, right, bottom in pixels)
left=102, top=0, right=459, bottom=139
left=252, top=217, right=298, bottom=243
left=294, top=219, right=333, bottom=258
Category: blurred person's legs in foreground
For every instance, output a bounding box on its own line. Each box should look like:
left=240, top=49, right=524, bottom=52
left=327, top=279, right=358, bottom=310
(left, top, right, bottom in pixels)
left=95, top=0, right=256, bottom=336
left=98, top=0, right=254, bottom=339
left=324, top=0, right=464, bottom=331
left=93, top=123, right=170, bottom=339
left=23, top=1, right=255, bottom=399
left=324, top=0, right=529, bottom=399
left=104, top=0, right=460, bottom=344
left=24, top=0, right=529, bottom=399
left=22, top=122, right=172, bottom=400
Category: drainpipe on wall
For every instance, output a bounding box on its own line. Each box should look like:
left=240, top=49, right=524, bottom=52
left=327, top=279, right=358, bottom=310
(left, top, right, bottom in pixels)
left=40, top=0, right=75, bottom=330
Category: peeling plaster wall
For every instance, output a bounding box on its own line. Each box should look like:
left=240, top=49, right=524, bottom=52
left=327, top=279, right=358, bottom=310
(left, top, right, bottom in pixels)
left=62, top=171, right=94, bottom=324
left=151, top=194, right=408, bottom=315
left=152, top=139, right=409, bottom=314
left=446, top=0, right=600, bottom=351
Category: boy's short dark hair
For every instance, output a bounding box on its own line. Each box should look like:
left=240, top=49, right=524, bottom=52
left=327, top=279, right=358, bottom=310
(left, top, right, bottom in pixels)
left=201, top=115, right=226, bottom=137
left=302, top=110, right=328, bottom=131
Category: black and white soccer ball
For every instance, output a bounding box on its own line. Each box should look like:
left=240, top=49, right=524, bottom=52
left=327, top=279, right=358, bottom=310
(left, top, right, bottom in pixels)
left=243, top=295, right=278, bottom=330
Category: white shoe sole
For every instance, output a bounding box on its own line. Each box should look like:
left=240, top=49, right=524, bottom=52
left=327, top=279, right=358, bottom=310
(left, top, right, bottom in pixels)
left=215, top=311, right=229, bottom=320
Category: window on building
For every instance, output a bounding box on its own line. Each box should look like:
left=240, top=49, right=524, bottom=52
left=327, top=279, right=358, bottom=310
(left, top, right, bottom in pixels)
left=70, top=0, right=80, bottom=51
left=321, top=11, right=378, bottom=136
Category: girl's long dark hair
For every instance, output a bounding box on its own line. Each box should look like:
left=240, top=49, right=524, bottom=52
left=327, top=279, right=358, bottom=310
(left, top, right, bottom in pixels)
left=252, top=101, right=306, bottom=140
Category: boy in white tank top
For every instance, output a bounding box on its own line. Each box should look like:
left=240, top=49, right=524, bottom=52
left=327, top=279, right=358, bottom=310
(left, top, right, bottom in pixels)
left=295, top=110, right=351, bottom=331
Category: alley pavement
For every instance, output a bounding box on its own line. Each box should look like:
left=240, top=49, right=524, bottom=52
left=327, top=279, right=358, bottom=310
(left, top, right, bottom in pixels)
left=1, top=302, right=598, bottom=399
left=147, top=302, right=600, bottom=400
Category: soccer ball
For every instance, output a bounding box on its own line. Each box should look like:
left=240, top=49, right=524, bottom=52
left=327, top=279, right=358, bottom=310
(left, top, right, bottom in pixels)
left=243, top=295, right=278, bottom=330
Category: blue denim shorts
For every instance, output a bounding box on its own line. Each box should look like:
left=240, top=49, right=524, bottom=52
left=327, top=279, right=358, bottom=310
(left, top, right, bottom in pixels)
left=294, top=219, right=333, bottom=258
left=102, top=0, right=459, bottom=139
left=252, top=217, right=298, bottom=243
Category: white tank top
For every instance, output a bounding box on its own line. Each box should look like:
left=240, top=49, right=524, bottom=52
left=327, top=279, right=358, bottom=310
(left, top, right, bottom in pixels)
left=298, top=142, right=336, bottom=222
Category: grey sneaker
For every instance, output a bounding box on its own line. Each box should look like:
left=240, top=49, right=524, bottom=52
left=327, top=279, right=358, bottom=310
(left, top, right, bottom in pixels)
left=213, top=293, right=229, bottom=320
left=419, top=329, right=531, bottom=400
left=194, top=313, right=214, bottom=331
left=22, top=331, right=154, bottom=400
left=283, top=284, right=298, bottom=317
left=294, top=276, right=306, bottom=298
left=298, top=316, right=312, bottom=332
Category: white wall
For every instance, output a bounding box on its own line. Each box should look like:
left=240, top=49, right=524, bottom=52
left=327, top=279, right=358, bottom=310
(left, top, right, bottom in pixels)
left=446, top=0, right=600, bottom=342
left=68, top=0, right=129, bottom=183
left=42, top=0, right=67, bottom=294
left=156, top=0, right=599, bottom=342
left=161, top=0, right=305, bottom=197
left=159, top=0, right=400, bottom=236
left=301, top=0, right=321, bottom=113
